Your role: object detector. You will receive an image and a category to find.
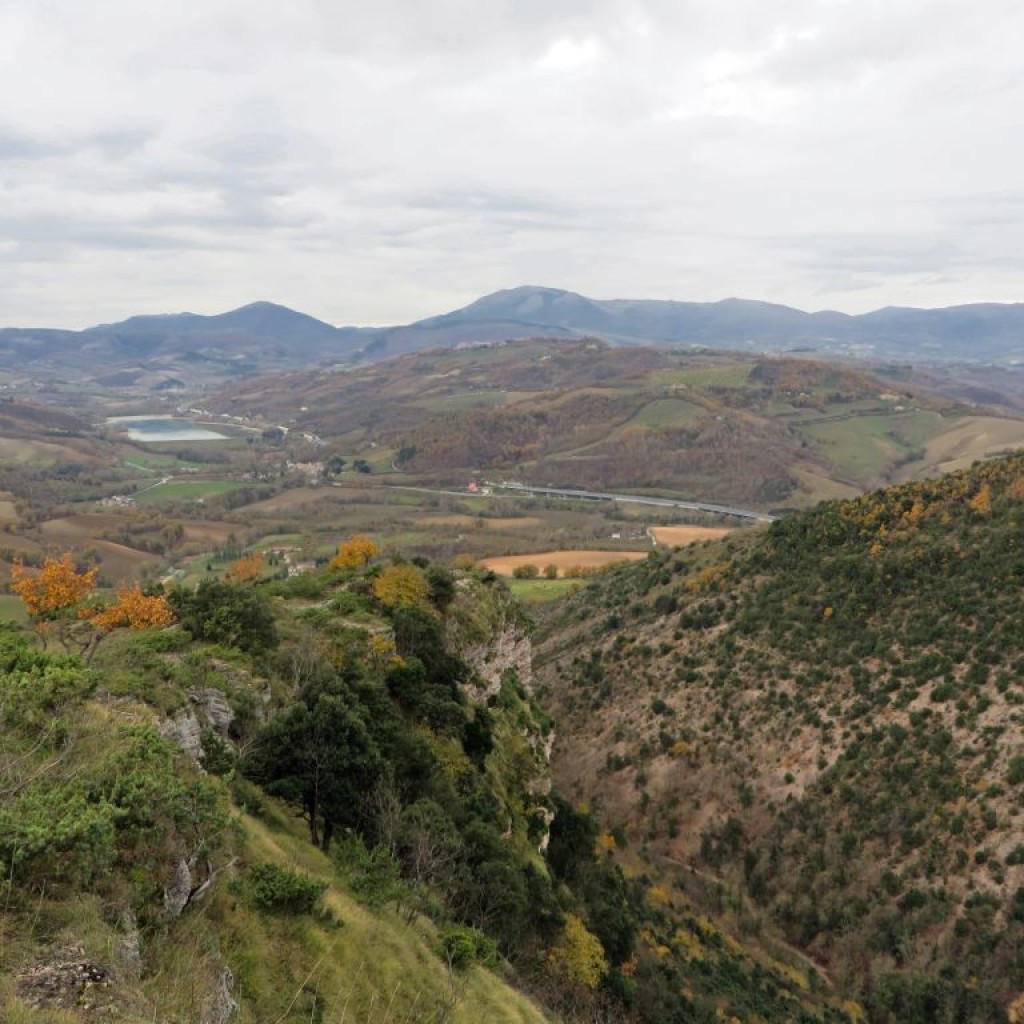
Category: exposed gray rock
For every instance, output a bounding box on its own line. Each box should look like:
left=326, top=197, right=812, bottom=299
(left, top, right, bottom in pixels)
left=163, top=858, right=192, bottom=920
left=461, top=624, right=533, bottom=701
left=202, top=962, right=238, bottom=1024
left=534, top=806, right=556, bottom=853
left=15, top=948, right=112, bottom=1010
left=159, top=709, right=204, bottom=761
left=189, top=687, right=235, bottom=734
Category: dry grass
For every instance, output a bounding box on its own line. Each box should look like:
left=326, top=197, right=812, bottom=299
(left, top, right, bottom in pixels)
left=922, top=416, right=1024, bottom=474
left=0, top=438, right=91, bottom=466
left=415, top=514, right=478, bottom=528
left=485, top=517, right=543, bottom=530
left=180, top=519, right=238, bottom=544
left=236, top=488, right=336, bottom=513
left=39, top=513, right=130, bottom=538
left=235, top=814, right=552, bottom=1024
left=88, top=541, right=161, bottom=582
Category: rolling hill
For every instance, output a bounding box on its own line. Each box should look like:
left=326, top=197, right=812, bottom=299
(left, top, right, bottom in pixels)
left=212, top=339, right=1024, bottom=510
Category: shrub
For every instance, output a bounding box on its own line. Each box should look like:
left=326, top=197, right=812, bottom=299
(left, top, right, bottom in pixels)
left=438, top=924, right=499, bottom=969
left=249, top=863, right=326, bottom=914
left=169, top=580, right=278, bottom=653
left=333, top=836, right=410, bottom=908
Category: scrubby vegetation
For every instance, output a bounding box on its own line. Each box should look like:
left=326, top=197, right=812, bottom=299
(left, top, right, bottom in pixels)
left=540, top=450, right=1024, bottom=1023
left=13, top=444, right=1024, bottom=1020
left=1, top=537, right=850, bottom=1023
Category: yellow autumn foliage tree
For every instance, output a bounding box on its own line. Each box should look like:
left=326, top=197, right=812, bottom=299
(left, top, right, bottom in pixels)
left=547, top=913, right=608, bottom=990
left=969, top=483, right=992, bottom=515
left=330, top=533, right=380, bottom=570
left=12, top=554, right=174, bottom=657
left=372, top=563, right=430, bottom=608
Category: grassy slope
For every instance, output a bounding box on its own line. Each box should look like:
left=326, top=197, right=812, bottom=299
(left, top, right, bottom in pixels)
left=0, top=802, right=552, bottom=1024
left=0, top=609, right=553, bottom=1024
left=228, top=812, right=552, bottom=1024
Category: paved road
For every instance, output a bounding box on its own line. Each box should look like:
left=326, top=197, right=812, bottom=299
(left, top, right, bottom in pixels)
left=482, top=481, right=778, bottom=522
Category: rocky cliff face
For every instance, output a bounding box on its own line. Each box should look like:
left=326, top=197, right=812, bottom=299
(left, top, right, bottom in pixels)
left=459, top=619, right=533, bottom=700
left=447, top=574, right=535, bottom=699
left=158, top=685, right=237, bottom=764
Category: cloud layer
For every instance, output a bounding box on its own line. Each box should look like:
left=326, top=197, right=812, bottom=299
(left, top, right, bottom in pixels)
left=2, top=0, right=1022, bottom=326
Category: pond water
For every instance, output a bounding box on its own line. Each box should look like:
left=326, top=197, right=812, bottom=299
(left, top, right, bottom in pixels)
left=106, top=416, right=229, bottom=442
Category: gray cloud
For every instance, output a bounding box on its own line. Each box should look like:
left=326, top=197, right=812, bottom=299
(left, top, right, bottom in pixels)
left=1, top=0, right=1023, bottom=326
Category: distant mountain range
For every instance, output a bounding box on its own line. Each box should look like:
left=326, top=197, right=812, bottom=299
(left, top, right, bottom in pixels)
left=4, top=288, right=1024, bottom=384
left=366, top=286, right=1024, bottom=363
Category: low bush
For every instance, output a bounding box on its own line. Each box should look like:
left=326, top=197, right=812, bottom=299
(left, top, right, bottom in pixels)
left=249, top=863, right=326, bottom=914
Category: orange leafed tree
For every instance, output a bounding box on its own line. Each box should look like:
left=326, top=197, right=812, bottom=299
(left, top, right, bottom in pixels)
left=226, top=551, right=265, bottom=583
left=330, top=534, right=380, bottom=570
left=88, top=584, right=175, bottom=634
left=12, top=554, right=174, bottom=656
left=11, top=554, right=98, bottom=618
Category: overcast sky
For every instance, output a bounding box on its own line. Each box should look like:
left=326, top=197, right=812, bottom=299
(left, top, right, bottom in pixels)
left=2, top=0, right=1023, bottom=327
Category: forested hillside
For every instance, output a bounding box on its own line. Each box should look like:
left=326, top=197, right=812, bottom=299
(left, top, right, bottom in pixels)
left=537, top=452, right=1024, bottom=1023
left=0, top=541, right=859, bottom=1022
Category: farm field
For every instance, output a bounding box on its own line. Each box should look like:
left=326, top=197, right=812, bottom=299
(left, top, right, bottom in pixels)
left=132, top=479, right=248, bottom=504
left=0, top=437, right=92, bottom=466
left=801, top=414, right=916, bottom=479
left=649, top=525, right=733, bottom=546
left=479, top=549, right=649, bottom=577
left=415, top=514, right=543, bottom=530
left=3, top=340, right=1024, bottom=605
left=179, top=519, right=240, bottom=544
left=88, top=540, right=162, bottom=581
left=40, top=512, right=133, bottom=538
left=918, top=415, right=1024, bottom=474
left=625, top=397, right=707, bottom=429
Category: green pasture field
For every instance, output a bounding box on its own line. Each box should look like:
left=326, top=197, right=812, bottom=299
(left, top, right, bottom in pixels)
left=801, top=413, right=928, bottom=479
left=626, top=397, right=707, bottom=429
left=507, top=577, right=586, bottom=605
left=133, top=479, right=249, bottom=504
left=253, top=533, right=306, bottom=549
left=649, top=363, right=755, bottom=388
left=122, top=452, right=209, bottom=471
left=410, top=390, right=509, bottom=412
left=0, top=594, right=28, bottom=623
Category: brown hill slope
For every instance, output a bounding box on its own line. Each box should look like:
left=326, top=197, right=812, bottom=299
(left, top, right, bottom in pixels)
left=212, top=339, right=1024, bottom=510
left=535, top=453, right=1024, bottom=1023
